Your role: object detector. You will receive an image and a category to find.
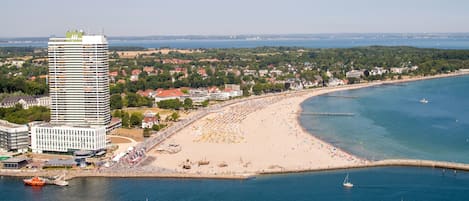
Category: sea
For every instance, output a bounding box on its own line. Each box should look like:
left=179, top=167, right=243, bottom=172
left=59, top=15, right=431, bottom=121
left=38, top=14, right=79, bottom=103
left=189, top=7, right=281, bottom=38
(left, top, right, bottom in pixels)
left=2, top=37, right=469, bottom=49
left=2, top=167, right=469, bottom=201
left=299, top=75, right=469, bottom=163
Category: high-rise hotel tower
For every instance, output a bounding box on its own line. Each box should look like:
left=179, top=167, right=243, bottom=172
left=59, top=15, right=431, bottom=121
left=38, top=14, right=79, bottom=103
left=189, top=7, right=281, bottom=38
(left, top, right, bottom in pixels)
left=31, top=31, right=111, bottom=153
left=48, top=30, right=111, bottom=126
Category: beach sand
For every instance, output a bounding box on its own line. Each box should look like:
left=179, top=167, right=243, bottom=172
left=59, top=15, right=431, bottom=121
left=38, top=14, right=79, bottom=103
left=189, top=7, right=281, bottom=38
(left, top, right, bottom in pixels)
left=145, top=84, right=384, bottom=175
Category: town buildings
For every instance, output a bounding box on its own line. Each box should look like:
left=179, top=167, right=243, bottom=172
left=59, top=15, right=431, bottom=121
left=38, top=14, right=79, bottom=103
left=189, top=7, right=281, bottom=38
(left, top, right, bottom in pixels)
left=0, top=95, right=50, bottom=109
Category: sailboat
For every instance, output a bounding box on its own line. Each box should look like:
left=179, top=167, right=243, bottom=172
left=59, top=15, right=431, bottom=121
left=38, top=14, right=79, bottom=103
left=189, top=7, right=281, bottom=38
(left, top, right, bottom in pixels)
left=343, top=174, right=354, bottom=188
left=419, top=98, right=429, bottom=104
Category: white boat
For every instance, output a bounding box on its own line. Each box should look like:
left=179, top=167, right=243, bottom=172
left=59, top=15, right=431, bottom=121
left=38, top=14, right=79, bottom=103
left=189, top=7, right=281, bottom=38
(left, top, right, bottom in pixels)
left=343, top=174, right=354, bottom=188
left=419, top=98, right=429, bottom=104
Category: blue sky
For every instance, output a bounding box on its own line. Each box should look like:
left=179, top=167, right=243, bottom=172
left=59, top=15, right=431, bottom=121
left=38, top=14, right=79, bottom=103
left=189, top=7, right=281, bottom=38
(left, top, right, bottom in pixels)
left=1, top=0, right=468, bottom=37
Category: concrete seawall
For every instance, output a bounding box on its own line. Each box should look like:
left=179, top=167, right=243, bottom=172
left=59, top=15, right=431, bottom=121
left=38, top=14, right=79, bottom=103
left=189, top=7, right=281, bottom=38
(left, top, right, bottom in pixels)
left=259, top=159, right=469, bottom=176
left=2, top=159, right=469, bottom=180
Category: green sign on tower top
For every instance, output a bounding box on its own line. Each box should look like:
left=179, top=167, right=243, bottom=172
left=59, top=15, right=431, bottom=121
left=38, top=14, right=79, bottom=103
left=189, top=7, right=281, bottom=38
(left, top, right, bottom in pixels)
left=65, top=30, right=84, bottom=42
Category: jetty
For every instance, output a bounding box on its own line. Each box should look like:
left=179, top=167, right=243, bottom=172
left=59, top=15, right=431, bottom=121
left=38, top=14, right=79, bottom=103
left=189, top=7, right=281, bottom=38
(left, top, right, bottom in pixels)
left=324, top=95, right=358, bottom=99
left=301, top=112, right=355, bottom=116
left=259, top=159, right=469, bottom=175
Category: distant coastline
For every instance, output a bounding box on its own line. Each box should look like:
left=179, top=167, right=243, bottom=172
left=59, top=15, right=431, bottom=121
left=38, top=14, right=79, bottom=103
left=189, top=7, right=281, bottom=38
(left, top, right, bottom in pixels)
left=2, top=33, right=469, bottom=49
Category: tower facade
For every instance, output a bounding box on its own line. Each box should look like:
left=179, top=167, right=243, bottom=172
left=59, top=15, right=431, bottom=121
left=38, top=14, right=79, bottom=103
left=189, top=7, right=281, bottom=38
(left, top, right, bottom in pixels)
left=48, top=31, right=110, bottom=126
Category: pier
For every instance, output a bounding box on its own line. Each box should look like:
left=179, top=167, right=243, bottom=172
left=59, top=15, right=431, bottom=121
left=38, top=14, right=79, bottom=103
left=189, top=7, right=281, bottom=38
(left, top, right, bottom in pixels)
left=301, top=112, right=355, bottom=116
left=324, top=95, right=358, bottom=99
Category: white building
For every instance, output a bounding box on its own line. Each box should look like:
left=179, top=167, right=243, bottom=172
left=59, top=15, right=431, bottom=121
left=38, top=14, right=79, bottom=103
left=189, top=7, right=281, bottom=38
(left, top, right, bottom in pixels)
left=327, top=78, right=345, bottom=87
left=48, top=30, right=111, bottom=126
left=370, top=67, right=388, bottom=76
left=141, top=111, right=159, bottom=129
left=0, top=96, right=50, bottom=109
left=31, top=31, right=112, bottom=154
left=31, top=125, right=106, bottom=153
left=346, top=70, right=363, bottom=79
left=189, top=89, right=210, bottom=103
left=259, top=69, right=268, bottom=77
left=209, top=92, right=231, bottom=101
left=390, top=67, right=406, bottom=74
left=0, top=120, right=29, bottom=153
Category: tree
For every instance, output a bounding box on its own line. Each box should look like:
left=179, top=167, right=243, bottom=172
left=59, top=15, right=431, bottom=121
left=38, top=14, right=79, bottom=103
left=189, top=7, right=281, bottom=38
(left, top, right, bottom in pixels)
left=126, top=93, right=139, bottom=107
left=112, top=110, right=122, bottom=117
left=110, top=94, right=123, bottom=109
left=130, top=112, right=144, bottom=127
left=183, top=98, right=193, bottom=110
left=157, top=99, right=182, bottom=110
left=201, top=100, right=209, bottom=107
left=143, top=128, right=151, bottom=138
left=252, top=83, right=263, bottom=95
left=167, top=112, right=180, bottom=122
left=122, top=112, right=130, bottom=128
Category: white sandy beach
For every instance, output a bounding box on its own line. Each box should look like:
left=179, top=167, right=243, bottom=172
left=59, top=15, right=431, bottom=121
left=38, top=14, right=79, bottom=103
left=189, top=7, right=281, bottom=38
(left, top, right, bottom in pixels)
left=146, top=84, right=385, bottom=175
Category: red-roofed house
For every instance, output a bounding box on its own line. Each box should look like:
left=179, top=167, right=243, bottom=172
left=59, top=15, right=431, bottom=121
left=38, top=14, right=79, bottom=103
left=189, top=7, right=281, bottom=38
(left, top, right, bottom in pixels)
left=131, top=69, right=142, bottom=82
left=141, top=111, right=159, bottom=128
left=207, top=86, right=220, bottom=93
left=154, top=89, right=185, bottom=103
left=137, top=89, right=156, bottom=98
left=131, top=69, right=142, bottom=75
left=170, top=67, right=188, bottom=78
left=197, top=69, right=208, bottom=77
left=109, top=71, right=118, bottom=77
left=143, top=66, right=155, bottom=74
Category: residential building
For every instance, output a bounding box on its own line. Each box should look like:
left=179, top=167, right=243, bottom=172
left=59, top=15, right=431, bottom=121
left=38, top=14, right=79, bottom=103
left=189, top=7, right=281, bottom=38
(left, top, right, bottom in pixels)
left=224, top=84, right=241, bottom=91
left=141, top=111, right=159, bottom=129
left=130, top=69, right=141, bottom=82
left=188, top=89, right=210, bottom=103
left=327, top=78, right=345, bottom=87
left=259, top=69, right=268, bottom=77
left=154, top=89, right=184, bottom=103
left=270, top=69, right=283, bottom=77
left=143, top=66, right=155, bottom=74
left=370, top=67, right=388, bottom=76
left=209, top=92, right=231, bottom=100
left=48, top=30, right=111, bottom=126
left=0, top=120, right=29, bottom=153
left=346, top=70, right=363, bottom=79
left=0, top=96, right=50, bottom=109
left=243, top=69, right=257, bottom=76
left=137, top=89, right=156, bottom=98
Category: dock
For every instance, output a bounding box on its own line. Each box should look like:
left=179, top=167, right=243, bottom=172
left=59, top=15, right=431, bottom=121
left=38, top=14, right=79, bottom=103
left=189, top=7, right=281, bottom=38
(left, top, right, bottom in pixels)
left=324, top=95, right=358, bottom=99
left=301, top=112, right=355, bottom=116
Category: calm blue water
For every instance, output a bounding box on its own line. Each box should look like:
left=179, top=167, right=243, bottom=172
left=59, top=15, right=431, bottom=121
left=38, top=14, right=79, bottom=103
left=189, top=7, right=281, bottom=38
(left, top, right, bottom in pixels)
left=300, top=76, right=469, bottom=163
left=1, top=167, right=469, bottom=201
left=2, top=38, right=469, bottom=49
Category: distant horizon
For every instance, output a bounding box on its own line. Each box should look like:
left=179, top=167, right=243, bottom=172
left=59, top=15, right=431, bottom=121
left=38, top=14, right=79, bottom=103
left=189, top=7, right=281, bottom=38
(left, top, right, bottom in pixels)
left=2, top=32, right=469, bottom=39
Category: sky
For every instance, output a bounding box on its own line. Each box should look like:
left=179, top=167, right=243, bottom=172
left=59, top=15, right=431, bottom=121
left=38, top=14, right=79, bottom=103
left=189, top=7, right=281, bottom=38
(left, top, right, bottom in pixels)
left=1, top=0, right=469, bottom=37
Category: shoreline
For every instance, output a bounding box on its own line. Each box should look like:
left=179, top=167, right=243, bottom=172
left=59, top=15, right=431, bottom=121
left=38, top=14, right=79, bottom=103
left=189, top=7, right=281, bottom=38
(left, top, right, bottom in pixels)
left=2, top=71, right=469, bottom=180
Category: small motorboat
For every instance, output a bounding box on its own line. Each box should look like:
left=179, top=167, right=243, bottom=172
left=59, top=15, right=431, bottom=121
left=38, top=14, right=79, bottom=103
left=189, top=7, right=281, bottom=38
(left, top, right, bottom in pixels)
left=419, top=98, right=429, bottom=104
left=23, top=176, right=46, bottom=186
